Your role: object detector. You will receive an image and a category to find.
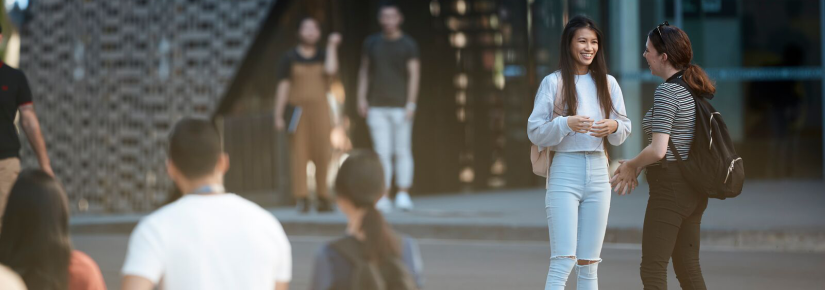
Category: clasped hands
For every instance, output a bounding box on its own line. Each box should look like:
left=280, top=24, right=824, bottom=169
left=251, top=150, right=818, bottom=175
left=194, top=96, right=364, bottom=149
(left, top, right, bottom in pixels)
left=566, top=115, right=617, bottom=138
left=610, top=160, right=643, bottom=196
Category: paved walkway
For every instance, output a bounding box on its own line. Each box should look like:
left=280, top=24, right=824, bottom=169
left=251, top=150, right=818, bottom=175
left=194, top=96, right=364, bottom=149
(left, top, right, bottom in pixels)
left=71, top=180, right=825, bottom=251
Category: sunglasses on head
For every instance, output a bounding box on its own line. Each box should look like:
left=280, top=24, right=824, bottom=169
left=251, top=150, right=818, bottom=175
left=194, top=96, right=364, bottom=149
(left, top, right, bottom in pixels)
left=656, top=21, right=670, bottom=40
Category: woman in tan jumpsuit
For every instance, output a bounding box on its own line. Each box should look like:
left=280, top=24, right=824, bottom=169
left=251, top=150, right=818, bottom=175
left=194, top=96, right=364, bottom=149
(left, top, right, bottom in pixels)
left=275, top=18, right=341, bottom=213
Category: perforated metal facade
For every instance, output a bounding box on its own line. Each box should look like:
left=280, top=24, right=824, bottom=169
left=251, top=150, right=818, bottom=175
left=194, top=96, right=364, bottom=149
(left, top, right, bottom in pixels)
left=17, top=0, right=275, bottom=212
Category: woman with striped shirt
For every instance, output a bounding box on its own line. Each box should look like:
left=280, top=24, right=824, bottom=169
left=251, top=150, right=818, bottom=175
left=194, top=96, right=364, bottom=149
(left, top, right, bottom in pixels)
left=611, top=22, right=715, bottom=290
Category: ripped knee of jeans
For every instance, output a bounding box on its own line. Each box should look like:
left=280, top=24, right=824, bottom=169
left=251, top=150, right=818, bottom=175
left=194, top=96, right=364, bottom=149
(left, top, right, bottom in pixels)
left=577, top=258, right=602, bottom=265
left=551, top=255, right=577, bottom=261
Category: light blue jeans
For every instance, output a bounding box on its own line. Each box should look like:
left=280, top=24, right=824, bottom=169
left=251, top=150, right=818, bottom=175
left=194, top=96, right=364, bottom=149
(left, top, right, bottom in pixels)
left=366, top=107, right=414, bottom=189
left=545, top=152, right=611, bottom=290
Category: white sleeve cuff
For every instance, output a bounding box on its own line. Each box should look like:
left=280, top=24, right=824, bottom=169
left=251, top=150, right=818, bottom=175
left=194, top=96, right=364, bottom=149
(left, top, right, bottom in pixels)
left=558, top=116, right=573, bottom=134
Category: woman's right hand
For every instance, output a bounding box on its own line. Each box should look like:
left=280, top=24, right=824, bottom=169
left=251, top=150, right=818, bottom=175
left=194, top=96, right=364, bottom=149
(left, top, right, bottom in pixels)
left=275, top=117, right=286, bottom=131
left=567, top=115, right=594, bottom=133
left=328, top=32, right=342, bottom=47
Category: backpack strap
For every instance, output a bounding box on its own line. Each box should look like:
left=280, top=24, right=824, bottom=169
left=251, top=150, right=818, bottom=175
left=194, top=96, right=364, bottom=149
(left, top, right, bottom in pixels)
left=661, top=73, right=693, bottom=169
left=330, top=236, right=386, bottom=290
left=329, top=236, right=366, bottom=264
left=662, top=138, right=684, bottom=169
left=552, top=73, right=565, bottom=124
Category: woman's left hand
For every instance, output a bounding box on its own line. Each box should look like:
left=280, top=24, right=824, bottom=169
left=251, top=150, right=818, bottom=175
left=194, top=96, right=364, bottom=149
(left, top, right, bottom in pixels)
left=590, top=119, right=618, bottom=138
left=620, top=159, right=644, bottom=178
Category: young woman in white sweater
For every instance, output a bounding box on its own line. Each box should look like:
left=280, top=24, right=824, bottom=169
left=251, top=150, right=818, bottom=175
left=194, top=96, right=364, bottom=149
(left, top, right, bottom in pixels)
left=527, top=15, right=631, bottom=290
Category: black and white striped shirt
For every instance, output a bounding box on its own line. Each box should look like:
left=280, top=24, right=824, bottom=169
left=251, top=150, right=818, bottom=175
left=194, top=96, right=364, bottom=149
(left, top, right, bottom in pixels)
left=642, top=81, right=696, bottom=164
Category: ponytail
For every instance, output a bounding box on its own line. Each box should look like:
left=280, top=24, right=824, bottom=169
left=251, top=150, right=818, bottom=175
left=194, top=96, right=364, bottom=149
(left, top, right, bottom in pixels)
left=335, top=150, right=401, bottom=262
left=683, top=63, right=716, bottom=95
left=361, top=207, right=400, bottom=262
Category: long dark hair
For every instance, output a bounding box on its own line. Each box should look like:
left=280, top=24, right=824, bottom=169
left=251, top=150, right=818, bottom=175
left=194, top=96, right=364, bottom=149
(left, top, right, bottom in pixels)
left=335, top=150, right=400, bottom=262
left=648, top=24, right=716, bottom=95
left=0, top=170, right=71, bottom=290
left=558, top=15, right=617, bottom=119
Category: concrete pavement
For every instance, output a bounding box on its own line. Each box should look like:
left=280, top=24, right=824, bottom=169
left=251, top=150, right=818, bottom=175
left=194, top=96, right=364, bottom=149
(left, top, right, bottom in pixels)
left=73, top=234, right=825, bottom=290
left=70, top=180, right=825, bottom=252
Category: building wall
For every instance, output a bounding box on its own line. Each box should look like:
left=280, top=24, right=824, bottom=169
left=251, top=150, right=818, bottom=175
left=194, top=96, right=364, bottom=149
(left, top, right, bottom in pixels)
left=17, top=0, right=275, bottom=213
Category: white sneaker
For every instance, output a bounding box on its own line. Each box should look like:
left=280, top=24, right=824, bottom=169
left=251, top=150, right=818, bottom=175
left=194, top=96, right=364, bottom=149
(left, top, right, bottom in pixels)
left=376, top=195, right=393, bottom=214
left=395, top=192, right=414, bottom=211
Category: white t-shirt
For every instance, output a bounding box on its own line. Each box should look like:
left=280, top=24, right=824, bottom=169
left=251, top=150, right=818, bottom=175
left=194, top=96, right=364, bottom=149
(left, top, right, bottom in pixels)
left=122, top=193, right=291, bottom=290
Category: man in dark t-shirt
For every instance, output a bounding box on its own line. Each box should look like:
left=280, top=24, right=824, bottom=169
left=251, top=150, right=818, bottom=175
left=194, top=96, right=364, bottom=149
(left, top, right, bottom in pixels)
left=0, top=26, right=53, bottom=218
left=357, top=5, right=420, bottom=213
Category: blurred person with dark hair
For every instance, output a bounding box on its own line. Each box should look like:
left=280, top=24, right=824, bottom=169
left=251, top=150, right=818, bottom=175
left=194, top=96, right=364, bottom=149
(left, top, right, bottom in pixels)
left=275, top=18, right=341, bottom=213
left=0, top=25, right=54, bottom=220
left=357, top=4, right=420, bottom=213
left=309, top=150, right=423, bottom=290
left=121, top=118, right=292, bottom=290
left=0, top=169, right=105, bottom=290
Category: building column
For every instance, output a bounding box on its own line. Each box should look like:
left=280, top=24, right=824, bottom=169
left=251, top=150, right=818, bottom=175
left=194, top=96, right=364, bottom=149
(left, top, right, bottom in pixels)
left=610, top=0, right=641, bottom=161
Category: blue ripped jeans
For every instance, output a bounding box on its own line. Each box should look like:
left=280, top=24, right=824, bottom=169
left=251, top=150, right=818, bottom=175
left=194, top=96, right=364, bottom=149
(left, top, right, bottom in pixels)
left=545, top=152, right=611, bottom=290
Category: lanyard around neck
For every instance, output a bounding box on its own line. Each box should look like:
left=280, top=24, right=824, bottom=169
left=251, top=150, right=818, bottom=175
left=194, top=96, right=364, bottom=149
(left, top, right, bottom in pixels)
left=188, top=184, right=225, bottom=195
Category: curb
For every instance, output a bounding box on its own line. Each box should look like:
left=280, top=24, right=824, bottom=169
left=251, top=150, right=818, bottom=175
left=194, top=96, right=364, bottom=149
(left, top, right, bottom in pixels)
left=70, top=218, right=825, bottom=252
